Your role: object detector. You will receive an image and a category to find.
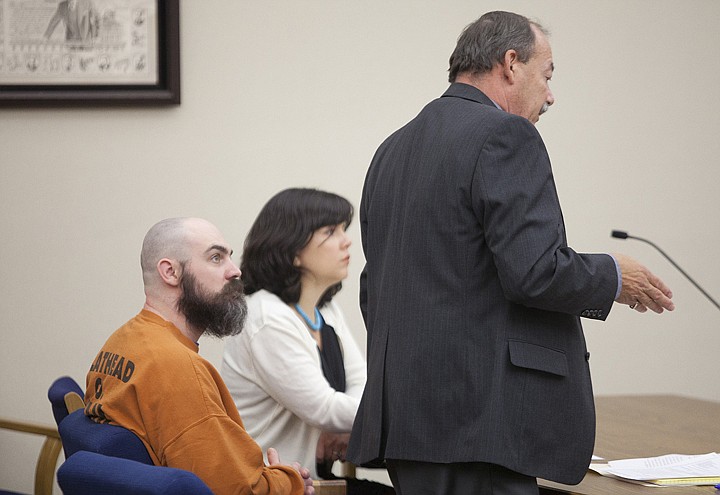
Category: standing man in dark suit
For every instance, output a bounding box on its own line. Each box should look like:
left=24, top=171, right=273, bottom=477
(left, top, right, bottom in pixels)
left=347, top=11, right=675, bottom=495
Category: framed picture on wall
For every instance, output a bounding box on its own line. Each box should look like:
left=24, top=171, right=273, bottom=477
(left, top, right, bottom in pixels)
left=0, top=0, right=179, bottom=106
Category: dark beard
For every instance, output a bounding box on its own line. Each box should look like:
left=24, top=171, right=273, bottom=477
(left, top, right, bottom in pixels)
left=177, top=272, right=247, bottom=338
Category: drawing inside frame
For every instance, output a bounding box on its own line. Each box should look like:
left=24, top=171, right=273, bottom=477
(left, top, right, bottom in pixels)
left=0, top=0, right=179, bottom=105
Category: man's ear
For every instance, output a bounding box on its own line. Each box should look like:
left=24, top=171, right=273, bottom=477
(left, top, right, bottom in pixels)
left=502, top=49, right=519, bottom=83
left=157, top=258, right=182, bottom=287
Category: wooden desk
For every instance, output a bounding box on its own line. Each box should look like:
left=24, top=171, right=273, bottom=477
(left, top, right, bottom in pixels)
left=539, top=395, right=720, bottom=495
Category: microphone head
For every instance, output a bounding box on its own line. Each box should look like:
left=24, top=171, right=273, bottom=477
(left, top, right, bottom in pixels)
left=611, top=230, right=629, bottom=239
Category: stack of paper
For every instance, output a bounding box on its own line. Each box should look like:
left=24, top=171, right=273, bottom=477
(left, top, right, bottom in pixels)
left=590, top=453, right=720, bottom=486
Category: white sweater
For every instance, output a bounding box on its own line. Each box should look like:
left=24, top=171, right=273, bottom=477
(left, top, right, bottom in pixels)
left=221, top=289, right=367, bottom=477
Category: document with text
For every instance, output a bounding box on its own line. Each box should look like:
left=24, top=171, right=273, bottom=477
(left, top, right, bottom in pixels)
left=590, top=453, right=720, bottom=486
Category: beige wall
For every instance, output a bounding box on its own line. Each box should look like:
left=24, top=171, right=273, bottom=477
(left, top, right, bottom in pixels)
left=2, top=1, right=719, bottom=492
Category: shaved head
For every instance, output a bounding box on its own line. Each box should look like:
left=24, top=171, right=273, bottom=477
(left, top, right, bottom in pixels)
left=140, top=217, right=191, bottom=287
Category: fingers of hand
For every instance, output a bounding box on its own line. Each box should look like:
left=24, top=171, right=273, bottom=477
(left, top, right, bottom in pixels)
left=653, top=291, right=675, bottom=312
left=630, top=290, right=674, bottom=314
left=647, top=271, right=674, bottom=299
left=267, top=447, right=280, bottom=466
left=632, top=302, right=647, bottom=313
left=643, top=286, right=675, bottom=313
left=644, top=298, right=664, bottom=314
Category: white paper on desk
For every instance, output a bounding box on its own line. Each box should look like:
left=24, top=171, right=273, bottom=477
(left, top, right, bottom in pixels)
left=588, top=463, right=660, bottom=487
left=605, top=453, right=720, bottom=481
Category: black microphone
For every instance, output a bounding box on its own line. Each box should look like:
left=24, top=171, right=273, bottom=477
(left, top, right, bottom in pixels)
left=611, top=230, right=720, bottom=311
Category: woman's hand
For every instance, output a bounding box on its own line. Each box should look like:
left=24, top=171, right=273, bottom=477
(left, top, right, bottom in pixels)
left=316, top=432, right=350, bottom=463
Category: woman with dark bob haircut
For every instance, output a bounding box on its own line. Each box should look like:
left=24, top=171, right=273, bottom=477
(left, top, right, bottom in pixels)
left=221, top=188, right=394, bottom=494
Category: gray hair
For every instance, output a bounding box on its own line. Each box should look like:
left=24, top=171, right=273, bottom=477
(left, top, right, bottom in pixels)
left=140, top=217, right=190, bottom=286
left=448, top=11, right=548, bottom=83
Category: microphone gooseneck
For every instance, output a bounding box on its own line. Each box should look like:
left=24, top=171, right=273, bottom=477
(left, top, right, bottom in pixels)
left=611, top=230, right=720, bottom=311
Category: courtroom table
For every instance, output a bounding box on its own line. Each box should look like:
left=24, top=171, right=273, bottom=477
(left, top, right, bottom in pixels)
left=539, top=395, right=720, bottom=495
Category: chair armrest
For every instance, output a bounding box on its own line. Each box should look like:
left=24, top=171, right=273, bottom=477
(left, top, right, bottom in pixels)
left=64, top=391, right=85, bottom=414
left=0, top=416, right=63, bottom=495
left=0, top=417, right=60, bottom=439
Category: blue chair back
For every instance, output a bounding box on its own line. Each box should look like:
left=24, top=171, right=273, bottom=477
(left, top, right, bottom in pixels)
left=58, top=409, right=153, bottom=465
left=47, top=376, right=84, bottom=426
left=57, top=451, right=213, bottom=495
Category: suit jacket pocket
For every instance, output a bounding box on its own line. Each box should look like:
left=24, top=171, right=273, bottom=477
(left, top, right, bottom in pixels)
left=508, top=339, right=569, bottom=377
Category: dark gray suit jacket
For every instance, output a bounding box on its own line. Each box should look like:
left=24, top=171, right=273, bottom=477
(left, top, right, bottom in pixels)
left=347, top=83, right=618, bottom=485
